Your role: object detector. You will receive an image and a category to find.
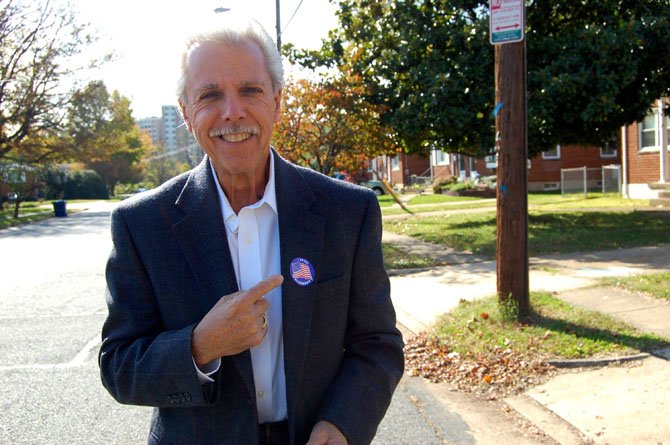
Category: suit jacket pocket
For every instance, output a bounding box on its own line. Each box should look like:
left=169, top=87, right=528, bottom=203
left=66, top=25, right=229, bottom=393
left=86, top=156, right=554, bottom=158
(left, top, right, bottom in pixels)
left=315, top=274, right=349, bottom=302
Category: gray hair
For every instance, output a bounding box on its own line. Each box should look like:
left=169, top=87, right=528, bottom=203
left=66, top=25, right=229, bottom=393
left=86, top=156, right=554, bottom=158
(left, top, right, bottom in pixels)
left=177, top=20, right=284, bottom=104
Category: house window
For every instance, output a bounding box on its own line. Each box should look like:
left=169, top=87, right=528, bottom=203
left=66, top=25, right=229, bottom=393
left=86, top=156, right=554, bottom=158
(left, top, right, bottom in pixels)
left=639, top=110, right=670, bottom=151
left=392, top=155, right=400, bottom=171
left=542, top=145, right=561, bottom=160
left=640, top=113, right=657, bottom=150
left=433, top=149, right=449, bottom=166
left=485, top=154, right=497, bottom=169
left=600, top=142, right=617, bottom=158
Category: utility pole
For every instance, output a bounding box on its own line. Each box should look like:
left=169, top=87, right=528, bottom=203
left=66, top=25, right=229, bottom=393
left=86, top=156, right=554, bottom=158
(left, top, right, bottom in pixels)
left=658, top=98, right=669, bottom=183
left=275, top=0, right=281, bottom=51
left=490, top=0, right=529, bottom=318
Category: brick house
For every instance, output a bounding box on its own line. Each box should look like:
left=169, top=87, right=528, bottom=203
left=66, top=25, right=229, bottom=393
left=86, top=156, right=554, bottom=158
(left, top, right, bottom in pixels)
left=620, top=99, right=670, bottom=202
left=367, top=152, right=432, bottom=187
left=371, top=145, right=619, bottom=192
left=524, top=144, right=621, bottom=192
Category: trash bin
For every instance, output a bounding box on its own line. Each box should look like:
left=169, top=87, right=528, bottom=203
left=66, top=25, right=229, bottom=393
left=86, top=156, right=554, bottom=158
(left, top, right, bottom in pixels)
left=52, top=200, right=67, bottom=217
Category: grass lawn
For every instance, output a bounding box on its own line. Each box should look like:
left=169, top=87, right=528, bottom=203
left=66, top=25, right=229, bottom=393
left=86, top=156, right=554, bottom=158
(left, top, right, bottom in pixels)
left=0, top=200, right=94, bottom=230
left=600, top=272, right=670, bottom=301
left=435, top=292, right=669, bottom=358
left=384, top=209, right=670, bottom=258
left=405, top=292, right=670, bottom=396
left=528, top=192, right=650, bottom=210
left=406, top=194, right=483, bottom=205
left=390, top=192, right=670, bottom=396
left=376, top=195, right=396, bottom=207
left=379, top=192, right=648, bottom=217
left=0, top=202, right=55, bottom=230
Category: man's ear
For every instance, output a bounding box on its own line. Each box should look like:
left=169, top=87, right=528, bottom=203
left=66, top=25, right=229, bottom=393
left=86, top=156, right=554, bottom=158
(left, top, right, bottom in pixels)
left=178, top=100, right=193, bottom=132
left=273, top=87, right=283, bottom=123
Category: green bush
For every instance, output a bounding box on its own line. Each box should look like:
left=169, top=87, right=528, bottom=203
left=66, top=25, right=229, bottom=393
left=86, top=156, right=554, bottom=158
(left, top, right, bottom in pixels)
left=63, top=170, right=108, bottom=199
left=432, top=176, right=457, bottom=193
left=434, top=178, right=478, bottom=194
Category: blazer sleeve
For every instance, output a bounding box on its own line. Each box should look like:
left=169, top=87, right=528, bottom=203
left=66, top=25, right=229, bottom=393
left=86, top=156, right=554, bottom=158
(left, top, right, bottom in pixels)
left=99, top=206, right=216, bottom=408
left=315, top=192, right=405, bottom=444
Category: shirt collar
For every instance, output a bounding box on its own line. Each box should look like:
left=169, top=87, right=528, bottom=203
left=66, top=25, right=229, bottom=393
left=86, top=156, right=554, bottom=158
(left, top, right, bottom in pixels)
left=209, top=152, right=278, bottom=233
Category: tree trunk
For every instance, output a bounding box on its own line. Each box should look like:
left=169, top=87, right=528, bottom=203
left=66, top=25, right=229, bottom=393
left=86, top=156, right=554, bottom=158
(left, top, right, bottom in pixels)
left=13, top=200, right=22, bottom=219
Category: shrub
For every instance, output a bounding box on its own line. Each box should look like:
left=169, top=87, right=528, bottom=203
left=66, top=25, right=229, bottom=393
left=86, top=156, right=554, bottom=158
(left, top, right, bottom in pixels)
left=63, top=170, right=108, bottom=199
left=432, top=176, right=458, bottom=193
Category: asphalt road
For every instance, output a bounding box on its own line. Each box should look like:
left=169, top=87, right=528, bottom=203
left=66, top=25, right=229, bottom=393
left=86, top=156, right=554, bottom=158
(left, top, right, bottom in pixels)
left=0, top=202, right=449, bottom=445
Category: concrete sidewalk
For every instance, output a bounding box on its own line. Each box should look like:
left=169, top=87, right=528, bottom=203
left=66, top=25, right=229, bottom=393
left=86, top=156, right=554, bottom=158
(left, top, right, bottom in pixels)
left=386, top=231, right=670, bottom=444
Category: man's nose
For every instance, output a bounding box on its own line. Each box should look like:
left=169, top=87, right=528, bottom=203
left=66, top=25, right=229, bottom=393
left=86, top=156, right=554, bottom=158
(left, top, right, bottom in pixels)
left=221, top=95, right=245, bottom=121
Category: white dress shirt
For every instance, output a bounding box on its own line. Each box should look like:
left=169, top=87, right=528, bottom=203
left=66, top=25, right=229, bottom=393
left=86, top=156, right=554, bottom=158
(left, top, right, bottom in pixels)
left=195, top=156, right=287, bottom=423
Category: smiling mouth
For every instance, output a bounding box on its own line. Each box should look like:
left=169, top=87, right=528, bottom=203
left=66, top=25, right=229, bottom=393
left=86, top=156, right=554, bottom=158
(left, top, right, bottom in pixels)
left=209, top=126, right=259, bottom=143
left=222, top=133, right=252, bottom=142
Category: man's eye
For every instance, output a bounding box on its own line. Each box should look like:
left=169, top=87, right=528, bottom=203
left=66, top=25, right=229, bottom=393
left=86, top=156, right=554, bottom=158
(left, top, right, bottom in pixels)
left=200, top=91, right=219, bottom=100
left=243, top=87, right=262, bottom=94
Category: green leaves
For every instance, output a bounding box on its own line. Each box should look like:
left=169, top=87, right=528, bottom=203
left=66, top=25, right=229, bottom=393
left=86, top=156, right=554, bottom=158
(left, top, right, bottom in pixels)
left=65, top=81, right=148, bottom=194
left=294, top=0, right=670, bottom=157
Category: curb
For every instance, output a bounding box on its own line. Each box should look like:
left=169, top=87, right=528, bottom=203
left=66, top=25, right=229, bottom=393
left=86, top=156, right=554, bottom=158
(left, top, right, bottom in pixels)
left=504, top=394, right=591, bottom=445
left=546, top=352, right=651, bottom=368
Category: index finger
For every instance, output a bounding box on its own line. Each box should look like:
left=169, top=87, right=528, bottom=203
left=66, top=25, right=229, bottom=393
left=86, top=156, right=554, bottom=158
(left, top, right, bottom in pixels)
left=243, top=274, right=284, bottom=301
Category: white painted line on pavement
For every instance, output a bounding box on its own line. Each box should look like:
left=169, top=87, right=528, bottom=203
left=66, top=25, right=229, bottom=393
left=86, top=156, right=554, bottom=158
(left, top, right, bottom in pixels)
left=0, top=336, right=100, bottom=371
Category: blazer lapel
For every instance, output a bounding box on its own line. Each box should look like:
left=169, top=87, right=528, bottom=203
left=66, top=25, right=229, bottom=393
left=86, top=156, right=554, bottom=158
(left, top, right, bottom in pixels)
left=274, top=151, right=326, bottom=421
left=171, top=157, right=255, bottom=397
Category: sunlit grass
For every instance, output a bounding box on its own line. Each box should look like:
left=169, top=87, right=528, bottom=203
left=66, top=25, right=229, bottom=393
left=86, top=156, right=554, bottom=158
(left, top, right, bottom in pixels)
left=432, top=292, right=670, bottom=359
left=0, top=202, right=53, bottom=229
left=379, top=192, right=650, bottom=217
left=384, top=210, right=670, bottom=257
left=529, top=192, right=649, bottom=210
left=600, top=272, right=670, bottom=301
left=407, top=194, right=482, bottom=205
left=0, top=199, right=93, bottom=230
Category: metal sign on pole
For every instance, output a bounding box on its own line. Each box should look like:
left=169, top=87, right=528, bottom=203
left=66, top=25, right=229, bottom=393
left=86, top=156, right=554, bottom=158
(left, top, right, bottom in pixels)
left=489, top=0, right=525, bottom=45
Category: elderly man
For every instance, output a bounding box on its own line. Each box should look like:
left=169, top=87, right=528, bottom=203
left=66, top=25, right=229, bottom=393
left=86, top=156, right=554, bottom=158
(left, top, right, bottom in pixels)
left=99, top=20, right=403, bottom=445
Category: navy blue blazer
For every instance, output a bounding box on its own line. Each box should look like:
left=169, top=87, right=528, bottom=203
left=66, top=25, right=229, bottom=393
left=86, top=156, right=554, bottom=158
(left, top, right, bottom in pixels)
left=99, top=151, right=404, bottom=444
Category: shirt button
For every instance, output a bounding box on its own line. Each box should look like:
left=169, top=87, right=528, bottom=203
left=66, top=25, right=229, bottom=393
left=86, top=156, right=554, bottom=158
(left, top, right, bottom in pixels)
left=257, top=390, right=265, bottom=398
left=244, top=237, right=252, bottom=245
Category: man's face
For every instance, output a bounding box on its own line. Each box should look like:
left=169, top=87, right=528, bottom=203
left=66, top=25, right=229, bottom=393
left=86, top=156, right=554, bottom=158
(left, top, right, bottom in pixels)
left=179, top=40, right=281, bottom=187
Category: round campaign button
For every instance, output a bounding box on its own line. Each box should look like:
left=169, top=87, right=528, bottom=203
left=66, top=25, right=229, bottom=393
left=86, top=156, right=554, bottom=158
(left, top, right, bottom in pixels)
left=289, top=257, right=315, bottom=286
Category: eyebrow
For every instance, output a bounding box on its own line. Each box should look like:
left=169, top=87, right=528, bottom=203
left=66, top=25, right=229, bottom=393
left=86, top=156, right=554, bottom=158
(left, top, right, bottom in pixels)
left=194, top=80, right=265, bottom=92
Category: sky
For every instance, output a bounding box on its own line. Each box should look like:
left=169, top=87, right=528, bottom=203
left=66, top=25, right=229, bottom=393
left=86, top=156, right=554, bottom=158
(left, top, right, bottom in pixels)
left=72, top=0, right=339, bottom=118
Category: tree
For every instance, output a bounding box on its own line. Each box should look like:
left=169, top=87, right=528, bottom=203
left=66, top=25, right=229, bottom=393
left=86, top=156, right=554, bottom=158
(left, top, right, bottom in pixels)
left=66, top=81, right=148, bottom=195
left=0, top=158, right=45, bottom=218
left=0, top=0, right=104, bottom=164
left=273, top=75, right=400, bottom=178
left=142, top=149, right=190, bottom=188
left=292, top=0, right=670, bottom=157
left=526, top=0, right=670, bottom=150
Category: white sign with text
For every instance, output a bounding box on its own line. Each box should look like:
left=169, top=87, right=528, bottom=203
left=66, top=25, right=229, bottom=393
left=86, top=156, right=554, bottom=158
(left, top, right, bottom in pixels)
left=490, top=0, right=525, bottom=45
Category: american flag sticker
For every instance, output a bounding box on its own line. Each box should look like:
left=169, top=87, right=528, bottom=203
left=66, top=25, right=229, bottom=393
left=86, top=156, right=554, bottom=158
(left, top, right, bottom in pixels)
left=290, top=257, right=315, bottom=286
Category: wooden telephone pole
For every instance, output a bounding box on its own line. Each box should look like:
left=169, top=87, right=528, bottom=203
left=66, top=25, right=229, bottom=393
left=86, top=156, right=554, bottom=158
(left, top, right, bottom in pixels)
left=491, top=0, right=529, bottom=318
left=276, top=0, right=282, bottom=50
